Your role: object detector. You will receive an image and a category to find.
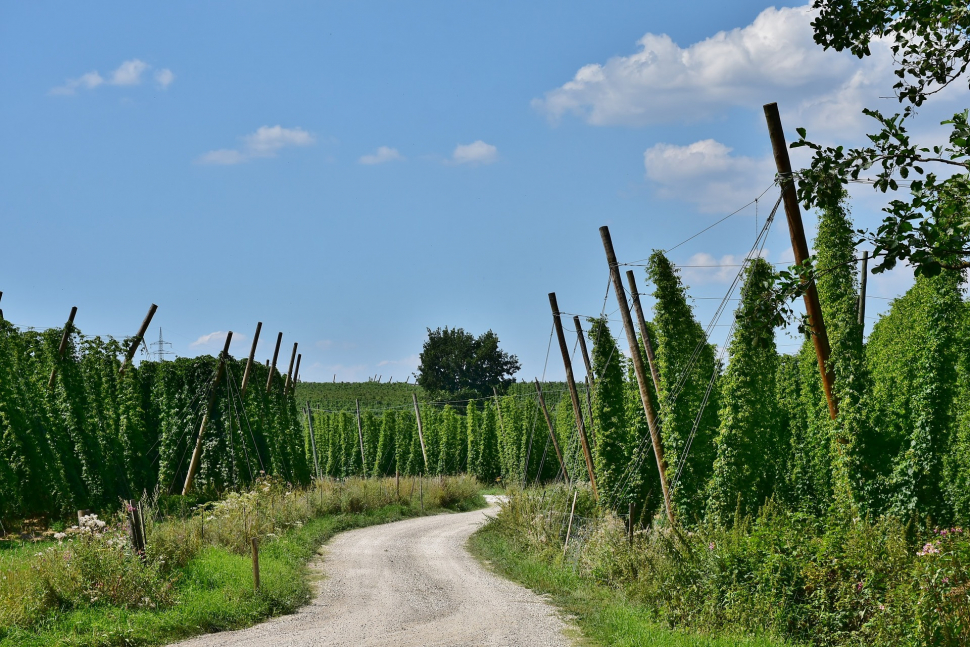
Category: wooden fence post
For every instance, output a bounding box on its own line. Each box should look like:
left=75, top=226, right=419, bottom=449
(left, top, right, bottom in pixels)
left=47, top=306, right=78, bottom=388
left=182, top=332, right=233, bottom=495
left=119, top=304, right=157, bottom=375
left=764, top=102, right=838, bottom=419
left=291, top=353, right=302, bottom=393
left=266, top=333, right=282, bottom=394
left=549, top=292, right=598, bottom=500
left=251, top=537, right=260, bottom=591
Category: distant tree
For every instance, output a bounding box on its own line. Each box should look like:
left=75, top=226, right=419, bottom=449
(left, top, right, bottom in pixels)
left=415, top=327, right=520, bottom=401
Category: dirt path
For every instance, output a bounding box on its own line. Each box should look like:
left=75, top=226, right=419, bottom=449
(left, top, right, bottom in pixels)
left=172, top=500, right=572, bottom=647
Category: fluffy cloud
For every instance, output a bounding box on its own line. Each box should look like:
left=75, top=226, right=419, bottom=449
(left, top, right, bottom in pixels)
left=359, top=146, right=404, bottom=165
left=197, top=126, right=315, bottom=165
left=533, top=4, right=894, bottom=136
left=50, top=59, right=169, bottom=95
left=452, top=140, right=498, bottom=165
left=643, top=139, right=775, bottom=212
left=190, top=331, right=246, bottom=350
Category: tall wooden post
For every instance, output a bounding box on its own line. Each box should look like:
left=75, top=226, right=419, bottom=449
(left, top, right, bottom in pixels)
left=573, top=316, right=595, bottom=389
left=356, top=399, right=367, bottom=476
left=625, top=270, right=662, bottom=394
left=284, top=343, right=298, bottom=394
left=600, top=226, right=674, bottom=525
left=549, top=292, right=598, bottom=500
left=534, top=379, right=568, bottom=483
left=265, top=332, right=282, bottom=393
left=0, top=291, right=3, bottom=320
left=240, top=322, right=262, bottom=398
left=306, top=402, right=321, bottom=480
left=412, top=393, right=429, bottom=471
left=183, top=332, right=233, bottom=495
left=291, top=353, right=302, bottom=393
left=47, top=306, right=78, bottom=388
left=764, top=102, right=838, bottom=420
left=119, top=304, right=157, bottom=375
left=858, top=251, right=869, bottom=330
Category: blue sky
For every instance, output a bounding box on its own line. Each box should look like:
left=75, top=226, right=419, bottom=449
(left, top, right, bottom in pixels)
left=2, top=2, right=965, bottom=381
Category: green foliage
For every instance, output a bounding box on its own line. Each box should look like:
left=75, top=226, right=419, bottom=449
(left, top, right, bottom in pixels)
left=415, top=327, right=521, bottom=401
left=709, top=259, right=782, bottom=523
left=647, top=251, right=720, bottom=522
left=587, top=317, right=630, bottom=508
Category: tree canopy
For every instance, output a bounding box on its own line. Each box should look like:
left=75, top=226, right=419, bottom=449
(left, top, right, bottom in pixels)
left=415, top=327, right=520, bottom=401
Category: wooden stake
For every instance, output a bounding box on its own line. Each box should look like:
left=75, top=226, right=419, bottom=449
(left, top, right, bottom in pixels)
left=534, top=379, right=568, bottom=483
left=625, top=270, right=662, bottom=394
left=858, top=251, right=869, bottom=330
left=628, top=501, right=634, bottom=546
left=284, top=342, right=298, bottom=394
left=306, top=402, right=321, bottom=480
left=182, top=332, right=233, bottom=495
left=412, top=393, right=429, bottom=471
left=600, top=226, right=674, bottom=526
left=120, top=304, right=157, bottom=375
left=0, top=291, right=3, bottom=320
left=47, top=306, right=78, bottom=389
left=265, top=332, right=282, bottom=393
left=251, top=537, right=260, bottom=591
left=549, top=292, right=598, bottom=500
left=573, top=316, right=595, bottom=389
left=240, top=322, right=262, bottom=398
left=292, top=353, right=302, bottom=391
left=356, top=399, right=367, bottom=477
left=563, top=491, right=578, bottom=556
left=764, top=102, right=838, bottom=420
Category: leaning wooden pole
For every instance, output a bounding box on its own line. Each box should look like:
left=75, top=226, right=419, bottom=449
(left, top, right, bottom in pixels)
left=549, top=292, right=598, bottom=500
left=412, top=393, right=429, bottom=472
left=47, top=306, right=78, bottom=388
left=284, top=343, right=298, bottom=394
left=265, top=332, right=283, bottom=393
left=240, top=322, right=262, bottom=398
left=356, top=399, right=367, bottom=476
left=291, top=353, right=302, bottom=392
left=120, top=304, right=157, bottom=375
left=306, top=401, right=321, bottom=480
left=534, top=379, right=569, bottom=483
left=600, top=226, right=674, bottom=525
left=764, top=102, right=838, bottom=420
left=573, top=316, right=595, bottom=390
left=183, top=332, right=233, bottom=495
left=625, top=270, right=662, bottom=394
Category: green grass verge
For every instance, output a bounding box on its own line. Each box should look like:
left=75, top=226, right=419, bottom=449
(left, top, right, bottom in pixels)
left=468, top=525, right=793, bottom=647
left=2, top=503, right=480, bottom=647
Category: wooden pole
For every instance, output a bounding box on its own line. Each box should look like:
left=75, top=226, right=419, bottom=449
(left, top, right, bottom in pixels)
left=625, top=270, right=662, bottom=394
left=573, top=316, right=595, bottom=390
left=47, top=306, right=78, bottom=388
left=292, top=353, right=302, bottom=391
left=600, top=226, right=674, bottom=525
left=858, top=251, right=869, bottom=330
left=356, top=399, right=367, bottom=477
left=534, top=379, right=568, bottom=483
left=412, top=393, right=429, bottom=471
left=0, top=291, right=3, bottom=320
left=265, top=332, right=283, bottom=393
left=251, top=537, right=260, bottom=591
left=628, top=501, right=634, bottom=546
left=120, top=304, right=157, bottom=375
left=764, top=102, right=838, bottom=420
left=240, top=322, right=262, bottom=398
left=306, top=402, right=321, bottom=480
left=563, top=491, right=578, bottom=556
left=182, top=332, right=233, bottom=495
left=549, top=292, right=598, bottom=500
left=284, top=342, right=298, bottom=394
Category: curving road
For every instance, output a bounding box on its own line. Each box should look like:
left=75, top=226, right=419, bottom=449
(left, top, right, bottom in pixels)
left=172, top=499, right=572, bottom=647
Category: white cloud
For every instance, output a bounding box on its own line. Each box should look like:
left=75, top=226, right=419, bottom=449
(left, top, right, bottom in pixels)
left=377, top=354, right=419, bottom=370
left=190, top=331, right=247, bottom=350
left=155, top=68, right=175, bottom=89
left=678, top=251, right=769, bottom=286
left=643, top=139, right=775, bottom=212
left=196, top=125, right=315, bottom=165
left=533, top=4, right=894, bottom=136
left=359, top=146, right=404, bottom=165
left=50, top=59, right=162, bottom=95
left=451, top=140, right=498, bottom=165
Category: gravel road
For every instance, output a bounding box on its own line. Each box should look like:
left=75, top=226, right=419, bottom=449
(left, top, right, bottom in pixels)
left=171, top=500, right=572, bottom=647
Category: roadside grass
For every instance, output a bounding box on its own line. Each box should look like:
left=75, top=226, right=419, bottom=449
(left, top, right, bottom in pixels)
left=470, top=522, right=791, bottom=647
left=1, top=477, right=484, bottom=647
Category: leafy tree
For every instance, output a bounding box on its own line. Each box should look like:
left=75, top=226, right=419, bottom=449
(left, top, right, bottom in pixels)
left=646, top=252, right=720, bottom=522
left=416, top=327, right=521, bottom=401
left=709, top=259, right=782, bottom=524
left=788, top=1, right=969, bottom=280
